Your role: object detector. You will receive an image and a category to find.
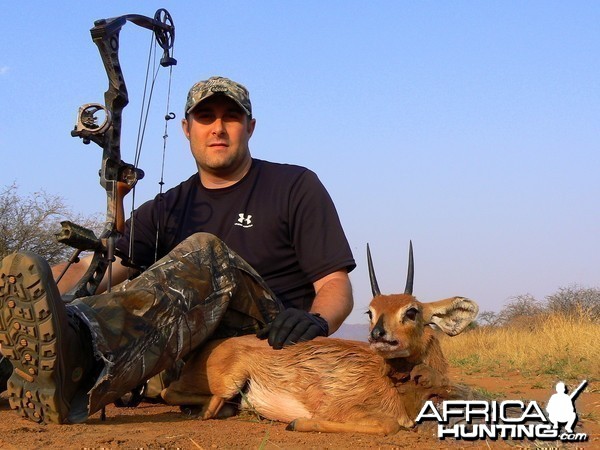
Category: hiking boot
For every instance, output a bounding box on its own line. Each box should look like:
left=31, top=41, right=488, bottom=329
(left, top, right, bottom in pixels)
left=0, top=252, right=96, bottom=424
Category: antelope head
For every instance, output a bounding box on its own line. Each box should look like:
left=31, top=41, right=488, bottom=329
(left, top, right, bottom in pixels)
left=366, top=243, right=478, bottom=360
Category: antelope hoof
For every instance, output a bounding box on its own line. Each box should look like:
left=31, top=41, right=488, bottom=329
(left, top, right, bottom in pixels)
left=286, top=419, right=298, bottom=431
left=410, top=364, right=444, bottom=388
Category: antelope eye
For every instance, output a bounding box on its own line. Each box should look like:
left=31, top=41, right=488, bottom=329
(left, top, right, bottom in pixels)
left=365, top=310, right=373, bottom=320
left=405, top=307, right=418, bottom=321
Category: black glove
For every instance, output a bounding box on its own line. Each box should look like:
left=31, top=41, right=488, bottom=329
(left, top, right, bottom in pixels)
left=257, top=308, right=329, bottom=350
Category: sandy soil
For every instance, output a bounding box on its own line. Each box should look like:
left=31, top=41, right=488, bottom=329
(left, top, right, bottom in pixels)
left=0, top=369, right=597, bottom=449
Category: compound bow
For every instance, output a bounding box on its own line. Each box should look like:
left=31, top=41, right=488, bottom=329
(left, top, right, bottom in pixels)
left=56, top=9, right=176, bottom=302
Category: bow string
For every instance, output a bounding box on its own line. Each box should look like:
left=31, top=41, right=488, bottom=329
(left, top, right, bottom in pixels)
left=56, top=9, right=177, bottom=302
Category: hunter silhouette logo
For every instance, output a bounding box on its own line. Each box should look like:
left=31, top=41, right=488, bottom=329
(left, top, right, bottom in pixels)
left=546, top=380, right=586, bottom=434
left=416, top=379, right=589, bottom=442
left=235, top=213, right=253, bottom=228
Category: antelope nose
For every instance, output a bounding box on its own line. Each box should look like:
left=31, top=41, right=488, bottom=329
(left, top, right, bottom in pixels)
left=370, top=324, right=386, bottom=340
left=370, top=315, right=387, bottom=340
left=371, top=316, right=385, bottom=339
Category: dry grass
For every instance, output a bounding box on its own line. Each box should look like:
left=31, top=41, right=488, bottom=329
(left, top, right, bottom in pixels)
left=441, top=310, right=600, bottom=382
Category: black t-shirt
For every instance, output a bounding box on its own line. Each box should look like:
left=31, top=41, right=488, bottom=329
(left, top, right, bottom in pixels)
left=116, top=159, right=356, bottom=309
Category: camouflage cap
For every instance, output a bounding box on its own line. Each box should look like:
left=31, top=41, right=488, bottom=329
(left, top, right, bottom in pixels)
left=185, top=76, right=252, bottom=117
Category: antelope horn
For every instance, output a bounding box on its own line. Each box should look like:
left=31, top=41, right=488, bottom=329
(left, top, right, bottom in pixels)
left=366, top=243, right=381, bottom=297
left=404, top=241, right=414, bottom=295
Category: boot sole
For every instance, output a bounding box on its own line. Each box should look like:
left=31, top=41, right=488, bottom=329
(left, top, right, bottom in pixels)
left=0, top=252, right=70, bottom=424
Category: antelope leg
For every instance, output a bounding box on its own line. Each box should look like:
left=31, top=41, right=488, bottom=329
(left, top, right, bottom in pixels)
left=161, top=389, right=213, bottom=407
left=287, top=417, right=400, bottom=435
left=201, top=395, right=226, bottom=420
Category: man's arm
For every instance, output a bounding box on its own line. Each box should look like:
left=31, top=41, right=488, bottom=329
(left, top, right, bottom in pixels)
left=310, top=270, right=353, bottom=334
left=257, top=269, right=353, bottom=349
left=52, top=254, right=133, bottom=296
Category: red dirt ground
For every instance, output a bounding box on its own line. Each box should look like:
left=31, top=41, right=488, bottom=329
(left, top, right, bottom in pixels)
left=0, top=368, right=597, bottom=449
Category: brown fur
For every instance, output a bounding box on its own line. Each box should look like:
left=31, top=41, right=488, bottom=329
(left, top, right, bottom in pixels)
left=162, top=295, right=478, bottom=435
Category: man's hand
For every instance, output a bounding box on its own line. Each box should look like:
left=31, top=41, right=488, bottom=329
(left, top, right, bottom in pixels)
left=257, top=308, right=329, bottom=350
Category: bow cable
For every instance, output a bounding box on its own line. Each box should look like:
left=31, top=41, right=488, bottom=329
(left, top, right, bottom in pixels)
left=155, top=60, right=176, bottom=263
left=127, top=34, right=175, bottom=267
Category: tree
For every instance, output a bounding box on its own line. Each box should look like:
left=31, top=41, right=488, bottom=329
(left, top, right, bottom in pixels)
left=476, top=310, right=500, bottom=327
left=546, top=285, right=600, bottom=321
left=496, top=293, right=543, bottom=325
left=0, top=184, right=102, bottom=265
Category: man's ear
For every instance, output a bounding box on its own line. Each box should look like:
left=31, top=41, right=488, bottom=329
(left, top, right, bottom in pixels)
left=247, top=117, right=256, bottom=137
left=181, top=118, right=190, bottom=140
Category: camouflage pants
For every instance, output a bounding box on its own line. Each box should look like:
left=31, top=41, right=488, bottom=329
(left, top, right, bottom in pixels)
left=69, top=232, right=283, bottom=416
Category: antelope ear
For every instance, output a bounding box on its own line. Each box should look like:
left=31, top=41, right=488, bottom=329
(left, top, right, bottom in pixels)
left=422, top=297, right=479, bottom=336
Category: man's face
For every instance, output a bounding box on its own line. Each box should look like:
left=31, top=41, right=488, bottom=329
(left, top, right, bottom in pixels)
left=182, top=95, right=255, bottom=177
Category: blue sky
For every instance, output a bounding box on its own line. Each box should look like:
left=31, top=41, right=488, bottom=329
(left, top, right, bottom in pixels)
left=2, top=2, right=599, bottom=323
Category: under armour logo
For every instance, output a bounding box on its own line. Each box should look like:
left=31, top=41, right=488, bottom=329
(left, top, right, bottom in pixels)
left=235, top=213, right=253, bottom=228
